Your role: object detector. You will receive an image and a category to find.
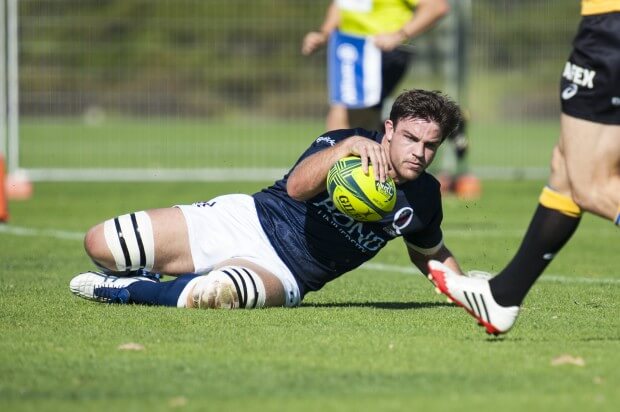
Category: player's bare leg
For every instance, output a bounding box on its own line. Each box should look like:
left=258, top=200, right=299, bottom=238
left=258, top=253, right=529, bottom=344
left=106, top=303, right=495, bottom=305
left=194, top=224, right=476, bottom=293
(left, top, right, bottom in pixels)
left=70, top=256, right=288, bottom=308
left=347, top=107, right=382, bottom=131
left=468, top=115, right=620, bottom=323
left=326, top=104, right=349, bottom=130
left=83, top=207, right=194, bottom=275
left=555, top=114, right=620, bottom=221
left=427, top=116, right=620, bottom=334
left=184, top=258, right=286, bottom=309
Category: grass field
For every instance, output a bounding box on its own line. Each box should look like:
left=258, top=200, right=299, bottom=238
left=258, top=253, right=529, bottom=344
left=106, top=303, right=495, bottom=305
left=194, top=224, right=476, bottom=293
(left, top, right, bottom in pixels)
left=1, top=178, right=618, bottom=412
left=19, top=118, right=559, bottom=176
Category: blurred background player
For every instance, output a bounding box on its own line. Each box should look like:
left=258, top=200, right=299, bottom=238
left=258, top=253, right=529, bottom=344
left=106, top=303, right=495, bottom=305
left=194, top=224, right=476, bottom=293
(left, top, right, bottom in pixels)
left=428, top=0, right=620, bottom=335
left=301, top=0, right=450, bottom=132
left=301, top=0, right=479, bottom=199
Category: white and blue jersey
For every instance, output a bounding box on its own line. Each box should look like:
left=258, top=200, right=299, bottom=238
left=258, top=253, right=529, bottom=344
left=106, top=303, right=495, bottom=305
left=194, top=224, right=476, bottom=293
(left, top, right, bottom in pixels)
left=252, top=128, right=443, bottom=298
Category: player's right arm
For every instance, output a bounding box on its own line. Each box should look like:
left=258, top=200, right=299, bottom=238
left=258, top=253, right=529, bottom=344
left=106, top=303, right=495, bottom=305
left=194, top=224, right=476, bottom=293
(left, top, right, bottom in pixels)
left=407, top=242, right=464, bottom=276
left=373, top=0, right=450, bottom=51
left=301, top=2, right=340, bottom=55
left=287, top=135, right=389, bottom=201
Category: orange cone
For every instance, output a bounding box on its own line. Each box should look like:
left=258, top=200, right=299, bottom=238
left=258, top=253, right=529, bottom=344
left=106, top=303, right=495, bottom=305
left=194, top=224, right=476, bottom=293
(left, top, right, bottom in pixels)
left=0, top=154, right=9, bottom=222
left=455, top=174, right=482, bottom=200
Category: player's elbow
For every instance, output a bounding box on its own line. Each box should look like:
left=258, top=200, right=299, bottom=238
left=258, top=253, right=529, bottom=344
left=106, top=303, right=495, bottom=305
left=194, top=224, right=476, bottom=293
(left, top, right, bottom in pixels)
left=286, top=179, right=307, bottom=201
left=425, top=0, right=450, bottom=19
left=436, top=1, right=450, bottom=18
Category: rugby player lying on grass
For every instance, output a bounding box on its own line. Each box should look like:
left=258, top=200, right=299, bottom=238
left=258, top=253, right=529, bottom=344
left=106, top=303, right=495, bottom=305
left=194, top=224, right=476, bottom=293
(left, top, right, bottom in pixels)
left=70, top=89, right=468, bottom=309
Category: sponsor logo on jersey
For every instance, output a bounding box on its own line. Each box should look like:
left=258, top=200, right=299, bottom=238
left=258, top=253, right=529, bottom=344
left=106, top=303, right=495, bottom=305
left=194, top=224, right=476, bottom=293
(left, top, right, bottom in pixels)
left=194, top=201, right=216, bottom=208
left=562, top=62, right=596, bottom=89
left=313, top=197, right=387, bottom=252
left=561, top=83, right=579, bottom=100
left=316, top=136, right=336, bottom=146
left=392, top=207, right=414, bottom=235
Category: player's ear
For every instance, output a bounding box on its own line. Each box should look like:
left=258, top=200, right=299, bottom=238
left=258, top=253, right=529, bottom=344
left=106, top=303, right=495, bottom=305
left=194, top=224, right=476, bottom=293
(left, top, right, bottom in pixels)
left=384, top=120, right=394, bottom=141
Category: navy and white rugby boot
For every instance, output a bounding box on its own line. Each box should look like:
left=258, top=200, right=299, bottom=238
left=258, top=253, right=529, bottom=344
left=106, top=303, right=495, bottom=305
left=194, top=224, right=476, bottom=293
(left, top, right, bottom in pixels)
left=69, top=271, right=158, bottom=304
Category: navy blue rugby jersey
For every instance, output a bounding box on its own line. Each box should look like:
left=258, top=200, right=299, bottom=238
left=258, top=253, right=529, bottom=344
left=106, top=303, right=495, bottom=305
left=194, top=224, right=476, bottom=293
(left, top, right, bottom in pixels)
left=252, top=128, right=443, bottom=298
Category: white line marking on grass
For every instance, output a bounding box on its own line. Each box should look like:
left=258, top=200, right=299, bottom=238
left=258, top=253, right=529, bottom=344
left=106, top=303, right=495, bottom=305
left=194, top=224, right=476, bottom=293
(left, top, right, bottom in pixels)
left=0, top=224, right=84, bottom=240
left=1, top=224, right=617, bottom=285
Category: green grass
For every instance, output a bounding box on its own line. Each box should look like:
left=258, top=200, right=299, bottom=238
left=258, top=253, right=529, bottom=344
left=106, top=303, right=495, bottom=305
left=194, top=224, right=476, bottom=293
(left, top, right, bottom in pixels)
left=19, top=117, right=559, bottom=171
left=1, top=180, right=618, bottom=411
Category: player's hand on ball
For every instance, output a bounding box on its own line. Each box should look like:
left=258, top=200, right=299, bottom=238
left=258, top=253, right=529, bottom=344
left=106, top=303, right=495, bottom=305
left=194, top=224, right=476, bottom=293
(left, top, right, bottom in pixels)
left=345, top=136, right=390, bottom=183
left=327, top=156, right=397, bottom=222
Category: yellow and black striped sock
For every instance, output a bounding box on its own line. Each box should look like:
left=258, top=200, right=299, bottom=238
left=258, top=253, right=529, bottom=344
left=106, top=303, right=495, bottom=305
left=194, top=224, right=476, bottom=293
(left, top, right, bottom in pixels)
left=539, top=186, right=582, bottom=218
left=489, top=187, right=582, bottom=307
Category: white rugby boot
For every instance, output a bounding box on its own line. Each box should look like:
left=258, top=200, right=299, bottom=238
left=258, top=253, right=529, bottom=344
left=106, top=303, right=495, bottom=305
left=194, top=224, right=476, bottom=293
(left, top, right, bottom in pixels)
left=427, top=260, right=520, bottom=335
left=69, top=271, right=157, bottom=304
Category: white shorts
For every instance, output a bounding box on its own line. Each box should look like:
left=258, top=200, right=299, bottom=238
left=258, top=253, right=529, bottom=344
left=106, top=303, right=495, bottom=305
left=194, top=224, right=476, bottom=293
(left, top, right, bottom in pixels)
left=176, top=194, right=301, bottom=307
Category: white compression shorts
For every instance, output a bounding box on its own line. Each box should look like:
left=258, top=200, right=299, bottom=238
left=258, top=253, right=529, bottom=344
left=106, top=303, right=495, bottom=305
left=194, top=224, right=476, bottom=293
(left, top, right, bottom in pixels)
left=176, top=194, right=301, bottom=307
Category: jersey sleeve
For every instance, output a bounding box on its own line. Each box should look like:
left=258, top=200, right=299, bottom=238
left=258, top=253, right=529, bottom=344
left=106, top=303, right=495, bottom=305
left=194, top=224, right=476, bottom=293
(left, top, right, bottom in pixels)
left=402, top=180, right=444, bottom=254
left=292, top=128, right=376, bottom=166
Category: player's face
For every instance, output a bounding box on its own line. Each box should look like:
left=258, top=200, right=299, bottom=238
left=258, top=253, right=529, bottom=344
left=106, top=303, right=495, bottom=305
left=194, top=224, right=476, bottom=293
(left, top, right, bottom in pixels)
left=384, top=117, right=442, bottom=182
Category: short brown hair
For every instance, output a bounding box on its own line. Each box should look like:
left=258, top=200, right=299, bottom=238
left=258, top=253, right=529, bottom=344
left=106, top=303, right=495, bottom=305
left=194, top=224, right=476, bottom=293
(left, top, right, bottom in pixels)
left=389, top=89, right=462, bottom=141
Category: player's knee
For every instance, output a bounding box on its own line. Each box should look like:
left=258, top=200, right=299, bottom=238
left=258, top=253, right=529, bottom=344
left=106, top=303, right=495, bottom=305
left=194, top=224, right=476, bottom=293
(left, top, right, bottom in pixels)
left=83, top=223, right=115, bottom=269
left=570, top=185, right=601, bottom=214
left=99, top=211, right=156, bottom=272
left=550, top=146, right=564, bottom=176
left=187, top=266, right=267, bottom=309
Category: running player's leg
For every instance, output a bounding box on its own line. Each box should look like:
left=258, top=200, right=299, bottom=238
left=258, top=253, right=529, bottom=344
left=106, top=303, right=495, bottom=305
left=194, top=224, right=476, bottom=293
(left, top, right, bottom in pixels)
left=83, top=207, right=194, bottom=275
left=473, top=116, right=620, bottom=309
left=559, top=115, right=620, bottom=222
left=479, top=11, right=620, bottom=308
left=488, top=134, right=582, bottom=307
left=426, top=140, right=582, bottom=333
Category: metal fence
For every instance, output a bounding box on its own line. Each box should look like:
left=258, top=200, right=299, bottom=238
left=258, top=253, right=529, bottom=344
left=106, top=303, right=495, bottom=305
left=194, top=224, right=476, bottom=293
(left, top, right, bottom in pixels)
left=1, top=0, right=580, bottom=181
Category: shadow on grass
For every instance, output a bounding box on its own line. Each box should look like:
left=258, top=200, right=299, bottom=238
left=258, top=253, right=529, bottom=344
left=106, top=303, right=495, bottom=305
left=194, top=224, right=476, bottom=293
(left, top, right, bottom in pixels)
left=300, top=301, right=452, bottom=310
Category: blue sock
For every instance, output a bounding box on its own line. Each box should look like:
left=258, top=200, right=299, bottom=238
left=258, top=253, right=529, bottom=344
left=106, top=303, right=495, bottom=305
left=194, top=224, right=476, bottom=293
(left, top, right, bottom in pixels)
left=125, top=274, right=200, bottom=307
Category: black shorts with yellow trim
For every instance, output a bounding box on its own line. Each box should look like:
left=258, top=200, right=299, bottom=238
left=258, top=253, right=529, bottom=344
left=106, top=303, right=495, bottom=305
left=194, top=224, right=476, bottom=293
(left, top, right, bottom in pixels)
left=560, top=12, right=620, bottom=125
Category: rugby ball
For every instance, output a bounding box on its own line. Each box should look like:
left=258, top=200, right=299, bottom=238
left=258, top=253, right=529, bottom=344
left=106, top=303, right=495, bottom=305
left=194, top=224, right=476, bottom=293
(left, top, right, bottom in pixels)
left=326, top=156, right=396, bottom=222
